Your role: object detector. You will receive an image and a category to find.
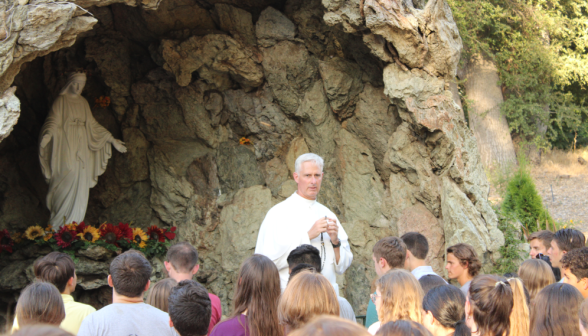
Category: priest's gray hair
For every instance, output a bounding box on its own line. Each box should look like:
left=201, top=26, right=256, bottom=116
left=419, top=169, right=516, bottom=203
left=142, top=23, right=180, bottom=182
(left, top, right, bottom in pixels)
left=295, top=153, right=324, bottom=173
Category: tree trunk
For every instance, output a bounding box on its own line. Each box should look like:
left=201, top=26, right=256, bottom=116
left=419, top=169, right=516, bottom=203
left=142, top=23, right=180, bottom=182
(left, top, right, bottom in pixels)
left=465, top=53, right=517, bottom=171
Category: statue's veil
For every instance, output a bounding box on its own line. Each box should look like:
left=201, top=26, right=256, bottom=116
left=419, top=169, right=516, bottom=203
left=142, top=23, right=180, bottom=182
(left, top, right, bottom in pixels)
left=59, top=72, right=87, bottom=95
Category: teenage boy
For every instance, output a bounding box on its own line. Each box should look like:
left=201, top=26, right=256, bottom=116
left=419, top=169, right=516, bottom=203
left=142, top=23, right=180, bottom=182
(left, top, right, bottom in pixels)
left=547, top=228, right=586, bottom=269
left=445, top=243, right=481, bottom=295
left=12, top=252, right=96, bottom=334
left=529, top=230, right=554, bottom=259
left=78, top=251, right=176, bottom=336
left=561, top=247, right=588, bottom=298
left=168, top=280, right=211, bottom=336
left=366, top=237, right=407, bottom=329
left=165, top=242, right=222, bottom=333
left=286, top=244, right=356, bottom=322
left=401, top=232, right=446, bottom=282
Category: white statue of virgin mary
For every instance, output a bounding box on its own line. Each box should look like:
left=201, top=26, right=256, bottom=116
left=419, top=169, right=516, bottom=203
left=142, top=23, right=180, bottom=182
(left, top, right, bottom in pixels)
left=39, top=72, right=127, bottom=229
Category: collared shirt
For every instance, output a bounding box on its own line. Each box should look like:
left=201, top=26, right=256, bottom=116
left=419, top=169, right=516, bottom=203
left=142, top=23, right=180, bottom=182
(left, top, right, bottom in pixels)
left=411, top=266, right=446, bottom=281
left=12, top=293, right=96, bottom=334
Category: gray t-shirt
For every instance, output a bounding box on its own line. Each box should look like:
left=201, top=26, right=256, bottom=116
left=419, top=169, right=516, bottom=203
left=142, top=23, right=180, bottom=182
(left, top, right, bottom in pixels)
left=460, top=280, right=472, bottom=296
left=338, top=296, right=356, bottom=323
left=77, top=302, right=177, bottom=336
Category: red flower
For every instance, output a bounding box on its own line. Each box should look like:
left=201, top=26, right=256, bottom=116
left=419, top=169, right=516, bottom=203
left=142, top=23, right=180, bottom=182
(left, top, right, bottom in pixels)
left=0, top=229, right=13, bottom=253
left=117, top=223, right=133, bottom=242
left=75, top=222, right=87, bottom=234
left=147, top=226, right=164, bottom=242
left=163, top=227, right=177, bottom=241
left=100, top=223, right=123, bottom=245
left=55, top=226, right=77, bottom=248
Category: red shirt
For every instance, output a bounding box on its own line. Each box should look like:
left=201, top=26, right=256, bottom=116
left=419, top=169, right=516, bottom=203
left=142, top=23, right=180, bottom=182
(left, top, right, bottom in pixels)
left=208, top=293, right=222, bottom=335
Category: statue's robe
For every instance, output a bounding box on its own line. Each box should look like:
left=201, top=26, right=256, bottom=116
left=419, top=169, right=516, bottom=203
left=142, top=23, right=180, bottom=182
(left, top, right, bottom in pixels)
left=39, top=94, right=112, bottom=229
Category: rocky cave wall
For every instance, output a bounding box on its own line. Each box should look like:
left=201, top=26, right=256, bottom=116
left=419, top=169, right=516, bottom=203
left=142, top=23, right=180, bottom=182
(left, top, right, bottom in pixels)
left=0, top=0, right=505, bottom=326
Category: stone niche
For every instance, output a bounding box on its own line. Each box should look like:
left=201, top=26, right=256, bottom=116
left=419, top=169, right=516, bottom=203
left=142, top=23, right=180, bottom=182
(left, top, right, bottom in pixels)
left=0, top=0, right=504, bottom=329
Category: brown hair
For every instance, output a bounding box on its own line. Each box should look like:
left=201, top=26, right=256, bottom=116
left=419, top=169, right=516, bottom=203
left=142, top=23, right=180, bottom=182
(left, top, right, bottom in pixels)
left=109, top=250, right=152, bottom=298
left=278, top=271, right=339, bottom=331
left=166, top=242, right=199, bottom=273
left=518, top=259, right=555, bottom=302
left=529, top=230, right=554, bottom=250
left=33, top=252, right=75, bottom=293
left=401, top=232, right=429, bottom=260
left=373, top=237, right=407, bottom=269
left=375, top=269, right=423, bottom=324
left=168, top=280, right=211, bottom=336
left=146, top=278, right=177, bottom=312
left=553, top=228, right=586, bottom=253
left=447, top=244, right=481, bottom=277
left=376, top=320, right=433, bottom=336
left=468, top=275, right=529, bottom=336
left=231, top=254, right=282, bottom=336
left=288, top=315, right=371, bottom=336
left=560, top=246, right=588, bottom=280
left=529, top=283, right=583, bottom=336
left=16, top=282, right=65, bottom=327
left=580, top=298, right=588, bottom=331
left=8, top=325, right=73, bottom=336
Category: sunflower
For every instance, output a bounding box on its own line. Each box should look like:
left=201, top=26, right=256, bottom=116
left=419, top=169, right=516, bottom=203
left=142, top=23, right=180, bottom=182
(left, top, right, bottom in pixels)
left=0, top=229, right=13, bottom=253
left=147, top=226, right=164, bottom=242
left=132, top=228, right=148, bottom=248
left=25, top=225, right=45, bottom=240
left=78, top=226, right=100, bottom=243
left=55, top=226, right=77, bottom=248
left=75, top=222, right=87, bottom=234
left=100, top=223, right=122, bottom=245
left=12, top=232, right=23, bottom=244
left=117, top=223, right=133, bottom=242
left=65, top=222, right=78, bottom=231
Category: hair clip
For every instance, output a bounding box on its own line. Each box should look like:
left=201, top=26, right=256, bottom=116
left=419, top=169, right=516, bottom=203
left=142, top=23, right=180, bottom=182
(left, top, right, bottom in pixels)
left=495, top=281, right=506, bottom=287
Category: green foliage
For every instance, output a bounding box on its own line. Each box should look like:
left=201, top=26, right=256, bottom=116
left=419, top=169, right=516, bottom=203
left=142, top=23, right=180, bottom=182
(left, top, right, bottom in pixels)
left=447, top=0, right=588, bottom=149
left=502, top=159, right=553, bottom=233
left=493, top=208, right=526, bottom=274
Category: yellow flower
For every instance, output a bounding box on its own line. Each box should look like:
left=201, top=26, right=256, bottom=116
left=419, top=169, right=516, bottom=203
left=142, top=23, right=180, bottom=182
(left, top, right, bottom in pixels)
left=77, top=226, right=100, bottom=243
left=45, top=225, right=53, bottom=232
left=44, top=233, right=53, bottom=241
left=25, top=225, right=45, bottom=240
left=132, top=228, right=148, bottom=249
left=12, top=232, right=23, bottom=244
left=65, top=222, right=78, bottom=231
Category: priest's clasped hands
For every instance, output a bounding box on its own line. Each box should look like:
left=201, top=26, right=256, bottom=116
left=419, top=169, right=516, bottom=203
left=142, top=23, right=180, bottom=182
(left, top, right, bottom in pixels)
left=308, top=217, right=340, bottom=246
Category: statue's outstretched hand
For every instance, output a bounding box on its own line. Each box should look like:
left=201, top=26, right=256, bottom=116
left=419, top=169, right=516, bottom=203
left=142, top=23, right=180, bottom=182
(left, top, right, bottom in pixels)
left=40, top=134, right=52, bottom=148
left=112, top=139, right=127, bottom=153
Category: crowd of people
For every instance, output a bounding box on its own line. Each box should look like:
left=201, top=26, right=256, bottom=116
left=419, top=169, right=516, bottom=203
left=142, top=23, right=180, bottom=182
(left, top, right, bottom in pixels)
left=4, top=227, right=588, bottom=336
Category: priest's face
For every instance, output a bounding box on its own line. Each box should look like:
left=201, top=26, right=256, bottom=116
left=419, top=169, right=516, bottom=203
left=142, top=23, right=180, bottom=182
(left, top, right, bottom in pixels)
left=293, top=161, right=323, bottom=200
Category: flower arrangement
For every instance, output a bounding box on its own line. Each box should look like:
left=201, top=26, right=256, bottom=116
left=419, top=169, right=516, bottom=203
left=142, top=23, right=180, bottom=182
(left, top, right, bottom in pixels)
left=0, top=222, right=176, bottom=259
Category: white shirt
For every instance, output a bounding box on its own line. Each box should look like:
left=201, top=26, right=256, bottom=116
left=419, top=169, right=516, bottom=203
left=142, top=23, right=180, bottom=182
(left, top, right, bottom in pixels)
left=411, top=266, right=446, bottom=282
left=255, top=192, right=353, bottom=293
left=368, top=321, right=380, bottom=335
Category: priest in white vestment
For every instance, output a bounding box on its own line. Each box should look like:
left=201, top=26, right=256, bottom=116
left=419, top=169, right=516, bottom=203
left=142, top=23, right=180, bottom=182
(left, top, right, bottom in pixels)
left=255, top=153, right=353, bottom=293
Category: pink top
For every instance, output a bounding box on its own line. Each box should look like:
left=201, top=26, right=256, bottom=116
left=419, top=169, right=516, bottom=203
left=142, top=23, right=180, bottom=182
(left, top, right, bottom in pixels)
left=208, top=293, right=222, bottom=335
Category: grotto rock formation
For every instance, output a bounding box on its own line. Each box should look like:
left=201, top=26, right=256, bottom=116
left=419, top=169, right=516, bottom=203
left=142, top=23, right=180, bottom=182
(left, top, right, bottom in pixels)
left=0, top=0, right=504, bottom=323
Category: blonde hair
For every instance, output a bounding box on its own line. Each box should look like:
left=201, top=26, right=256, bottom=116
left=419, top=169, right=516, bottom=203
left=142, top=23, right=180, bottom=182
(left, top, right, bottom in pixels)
left=278, top=271, right=339, bottom=331
left=518, top=259, right=555, bottom=302
left=146, top=278, right=177, bottom=312
left=507, top=277, right=530, bottom=336
left=375, top=269, right=423, bottom=324
left=288, top=315, right=370, bottom=336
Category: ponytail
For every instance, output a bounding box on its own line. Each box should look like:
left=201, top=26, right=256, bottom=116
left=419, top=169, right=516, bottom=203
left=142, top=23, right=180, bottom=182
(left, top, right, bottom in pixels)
left=507, top=278, right=529, bottom=336
left=453, top=319, right=471, bottom=336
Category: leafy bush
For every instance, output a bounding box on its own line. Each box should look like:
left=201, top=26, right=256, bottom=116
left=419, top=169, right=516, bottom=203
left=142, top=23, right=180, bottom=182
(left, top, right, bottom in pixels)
left=493, top=208, right=526, bottom=275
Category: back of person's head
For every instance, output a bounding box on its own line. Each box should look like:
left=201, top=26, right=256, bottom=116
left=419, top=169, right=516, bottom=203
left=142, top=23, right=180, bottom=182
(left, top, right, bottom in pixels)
left=468, top=275, right=529, bottom=336
left=278, top=271, right=339, bottom=331
left=16, top=282, right=65, bottom=327
left=518, top=259, right=555, bottom=302
left=529, top=230, right=554, bottom=250
left=530, top=283, right=583, bottom=336
left=373, top=237, right=407, bottom=269
left=401, top=232, right=429, bottom=260
left=233, top=254, right=282, bottom=336
left=168, top=280, right=211, bottom=336
left=446, top=244, right=481, bottom=277
left=109, top=250, right=152, bottom=297
left=288, top=315, right=370, bottom=336
left=376, top=269, right=423, bottom=324
left=166, top=242, right=199, bottom=273
left=33, top=252, right=75, bottom=293
left=554, top=228, right=586, bottom=253
left=289, top=263, right=318, bottom=282
left=8, top=325, right=74, bottom=336
left=422, top=285, right=469, bottom=336
left=580, top=299, right=588, bottom=335
left=287, top=244, right=321, bottom=272
left=146, top=278, right=178, bottom=312
left=418, top=275, right=447, bottom=295
left=376, top=320, right=433, bottom=336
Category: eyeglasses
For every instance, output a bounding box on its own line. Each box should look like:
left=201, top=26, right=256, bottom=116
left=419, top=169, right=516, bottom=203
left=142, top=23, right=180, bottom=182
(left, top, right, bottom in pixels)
left=370, top=293, right=381, bottom=304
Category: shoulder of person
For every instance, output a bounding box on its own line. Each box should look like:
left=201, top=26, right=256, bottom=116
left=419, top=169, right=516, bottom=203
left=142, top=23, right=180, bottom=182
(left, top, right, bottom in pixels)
left=208, top=293, right=221, bottom=304
left=71, top=300, right=97, bottom=312
left=367, top=321, right=380, bottom=334
left=210, top=316, right=245, bottom=335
